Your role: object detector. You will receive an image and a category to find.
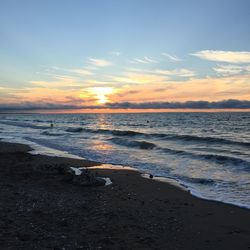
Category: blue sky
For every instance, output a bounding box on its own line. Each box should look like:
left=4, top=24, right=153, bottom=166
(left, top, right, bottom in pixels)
left=0, top=0, right=250, bottom=110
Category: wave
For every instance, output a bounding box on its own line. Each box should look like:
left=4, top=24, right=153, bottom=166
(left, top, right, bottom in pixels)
left=109, top=135, right=250, bottom=168
left=0, top=120, right=51, bottom=129
left=2, top=118, right=21, bottom=121
left=201, top=154, right=250, bottom=166
left=190, top=147, right=250, bottom=156
left=111, top=130, right=144, bottom=136
left=33, top=119, right=53, bottom=123
left=110, top=137, right=156, bottom=150
left=41, top=131, right=65, bottom=136
left=182, top=177, right=215, bottom=185
left=81, top=128, right=144, bottom=136
left=66, top=127, right=84, bottom=133
left=161, top=147, right=250, bottom=169
left=161, top=134, right=250, bottom=147
left=71, top=127, right=250, bottom=148
left=64, top=127, right=144, bottom=136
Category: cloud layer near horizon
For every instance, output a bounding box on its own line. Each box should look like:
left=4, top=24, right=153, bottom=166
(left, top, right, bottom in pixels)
left=1, top=99, right=250, bottom=111
left=1, top=50, right=250, bottom=111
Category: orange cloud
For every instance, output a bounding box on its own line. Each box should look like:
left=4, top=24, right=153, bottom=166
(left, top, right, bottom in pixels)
left=109, top=74, right=250, bottom=103
left=1, top=71, right=249, bottom=111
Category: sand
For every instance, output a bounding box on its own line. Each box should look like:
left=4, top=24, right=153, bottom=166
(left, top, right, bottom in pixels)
left=0, top=141, right=249, bottom=250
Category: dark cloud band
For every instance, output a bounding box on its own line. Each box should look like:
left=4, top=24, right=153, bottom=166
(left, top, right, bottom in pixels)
left=105, top=99, right=250, bottom=109
left=0, top=99, right=250, bottom=111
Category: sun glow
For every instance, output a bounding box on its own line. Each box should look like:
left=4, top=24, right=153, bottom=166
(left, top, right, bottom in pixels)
left=91, top=87, right=113, bottom=104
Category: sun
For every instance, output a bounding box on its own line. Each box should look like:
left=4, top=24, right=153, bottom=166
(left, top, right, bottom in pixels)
left=90, top=87, right=113, bottom=104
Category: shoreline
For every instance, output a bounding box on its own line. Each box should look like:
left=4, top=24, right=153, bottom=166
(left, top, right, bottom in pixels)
left=0, top=141, right=250, bottom=249
left=3, top=137, right=249, bottom=210
left=1, top=112, right=250, bottom=211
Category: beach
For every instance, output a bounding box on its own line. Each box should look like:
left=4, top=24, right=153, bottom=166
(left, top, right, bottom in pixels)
left=1, top=113, right=250, bottom=208
left=0, top=141, right=249, bottom=250
left=1, top=0, right=250, bottom=248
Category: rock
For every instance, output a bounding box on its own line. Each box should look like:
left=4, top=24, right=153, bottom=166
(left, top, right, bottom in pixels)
left=94, top=177, right=107, bottom=186
left=72, top=173, right=106, bottom=186
left=33, top=164, right=69, bottom=174
left=33, top=163, right=106, bottom=186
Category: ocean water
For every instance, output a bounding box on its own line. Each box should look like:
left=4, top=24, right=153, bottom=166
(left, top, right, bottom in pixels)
left=0, top=112, right=249, bottom=208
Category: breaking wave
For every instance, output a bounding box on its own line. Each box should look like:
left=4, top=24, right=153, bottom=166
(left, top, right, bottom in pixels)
left=65, top=127, right=84, bottom=132
left=110, top=137, right=156, bottom=150
left=72, top=127, right=250, bottom=147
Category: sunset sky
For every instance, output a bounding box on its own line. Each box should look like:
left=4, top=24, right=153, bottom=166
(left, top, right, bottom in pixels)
left=0, top=0, right=250, bottom=112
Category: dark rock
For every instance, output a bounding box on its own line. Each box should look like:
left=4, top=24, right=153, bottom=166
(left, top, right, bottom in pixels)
left=72, top=173, right=105, bottom=186
left=94, top=177, right=106, bottom=186
left=33, top=163, right=106, bottom=186
left=33, top=164, right=69, bottom=174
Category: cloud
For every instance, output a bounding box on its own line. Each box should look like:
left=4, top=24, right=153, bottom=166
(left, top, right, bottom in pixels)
left=191, top=50, right=250, bottom=63
left=110, top=51, right=121, bottom=56
left=88, top=58, right=112, bottom=67
left=30, top=74, right=81, bottom=89
left=112, top=72, right=169, bottom=84
left=125, top=67, right=195, bottom=78
left=213, top=64, right=250, bottom=76
left=105, top=99, right=250, bottom=109
left=38, top=66, right=94, bottom=79
left=114, top=90, right=141, bottom=98
left=86, top=79, right=114, bottom=87
left=162, top=53, right=183, bottom=62
left=50, top=66, right=94, bottom=76
left=130, top=56, right=158, bottom=64
left=1, top=99, right=249, bottom=111
left=69, top=69, right=93, bottom=76
left=0, top=102, right=84, bottom=111
left=109, top=73, right=250, bottom=103
left=154, top=68, right=196, bottom=77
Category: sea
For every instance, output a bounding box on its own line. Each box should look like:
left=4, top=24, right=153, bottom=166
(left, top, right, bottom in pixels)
left=0, top=112, right=249, bottom=209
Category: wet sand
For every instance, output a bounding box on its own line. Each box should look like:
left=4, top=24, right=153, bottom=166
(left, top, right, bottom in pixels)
left=0, top=141, right=249, bottom=250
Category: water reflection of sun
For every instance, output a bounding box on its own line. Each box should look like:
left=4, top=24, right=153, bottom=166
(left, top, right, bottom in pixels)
left=91, top=87, right=113, bottom=104
left=92, top=143, right=113, bottom=151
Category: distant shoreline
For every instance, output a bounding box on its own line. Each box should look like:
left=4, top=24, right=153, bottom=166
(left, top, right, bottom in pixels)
left=1, top=109, right=250, bottom=114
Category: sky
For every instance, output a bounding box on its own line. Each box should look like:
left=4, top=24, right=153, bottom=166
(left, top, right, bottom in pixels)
left=0, top=0, right=250, bottom=112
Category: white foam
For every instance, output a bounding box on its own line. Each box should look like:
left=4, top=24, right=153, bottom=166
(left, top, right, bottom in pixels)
left=1, top=136, right=84, bottom=160
left=88, top=163, right=135, bottom=171
left=72, top=167, right=112, bottom=185
left=188, top=187, right=250, bottom=210
left=70, top=167, right=82, bottom=176
left=102, top=177, right=112, bottom=186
